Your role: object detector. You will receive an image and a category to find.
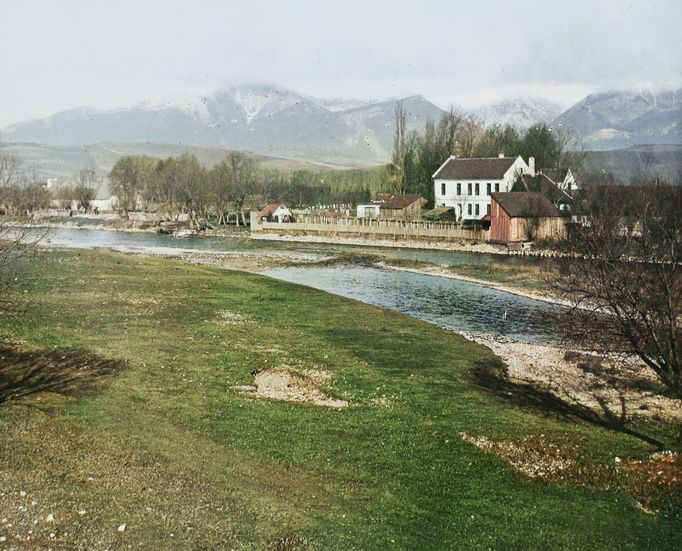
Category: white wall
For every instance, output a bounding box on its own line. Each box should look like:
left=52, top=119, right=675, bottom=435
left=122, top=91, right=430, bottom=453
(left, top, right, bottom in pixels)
left=433, top=156, right=533, bottom=221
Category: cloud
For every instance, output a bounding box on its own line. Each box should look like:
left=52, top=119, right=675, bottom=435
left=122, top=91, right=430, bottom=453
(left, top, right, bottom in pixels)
left=1, top=0, right=680, bottom=127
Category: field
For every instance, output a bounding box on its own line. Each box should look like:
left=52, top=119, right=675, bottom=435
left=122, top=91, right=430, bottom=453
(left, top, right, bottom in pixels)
left=0, top=249, right=680, bottom=549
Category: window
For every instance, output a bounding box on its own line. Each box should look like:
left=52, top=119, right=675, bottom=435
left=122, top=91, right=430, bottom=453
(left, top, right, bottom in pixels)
left=475, top=204, right=480, bottom=216
left=486, top=183, right=491, bottom=195
left=457, top=183, right=461, bottom=195
left=467, top=204, right=472, bottom=215
left=441, top=182, right=446, bottom=195
left=487, top=204, right=491, bottom=215
left=475, top=183, right=480, bottom=196
left=495, top=183, right=500, bottom=192
left=467, top=183, right=472, bottom=195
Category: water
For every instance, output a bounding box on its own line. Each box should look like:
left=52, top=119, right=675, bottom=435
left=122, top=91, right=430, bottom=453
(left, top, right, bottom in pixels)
left=262, top=265, right=556, bottom=343
left=21, top=227, right=559, bottom=341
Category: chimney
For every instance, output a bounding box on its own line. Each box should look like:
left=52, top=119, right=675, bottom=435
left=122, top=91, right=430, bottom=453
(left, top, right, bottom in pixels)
left=528, top=156, right=535, bottom=175
left=498, top=152, right=505, bottom=158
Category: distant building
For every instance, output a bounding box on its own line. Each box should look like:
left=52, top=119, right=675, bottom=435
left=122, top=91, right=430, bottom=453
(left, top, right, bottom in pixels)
left=432, top=154, right=535, bottom=221
left=516, top=173, right=574, bottom=212
left=539, top=168, right=580, bottom=194
left=489, top=192, right=566, bottom=243
left=356, top=194, right=423, bottom=220
left=258, top=203, right=293, bottom=222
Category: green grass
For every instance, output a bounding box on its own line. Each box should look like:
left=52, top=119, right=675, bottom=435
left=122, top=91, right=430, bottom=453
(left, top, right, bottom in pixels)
left=0, top=249, right=679, bottom=549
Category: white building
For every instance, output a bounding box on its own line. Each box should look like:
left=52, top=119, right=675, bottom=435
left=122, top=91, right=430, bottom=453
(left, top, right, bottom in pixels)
left=432, top=155, right=535, bottom=221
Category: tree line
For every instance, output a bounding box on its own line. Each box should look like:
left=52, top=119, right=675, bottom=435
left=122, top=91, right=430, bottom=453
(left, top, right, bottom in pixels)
left=107, top=152, right=390, bottom=226
left=389, top=102, right=583, bottom=206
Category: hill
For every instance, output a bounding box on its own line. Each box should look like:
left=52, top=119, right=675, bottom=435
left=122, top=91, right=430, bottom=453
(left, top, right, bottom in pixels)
left=0, top=86, right=445, bottom=166
left=0, top=142, right=354, bottom=182
left=554, top=88, right=682, bottom=150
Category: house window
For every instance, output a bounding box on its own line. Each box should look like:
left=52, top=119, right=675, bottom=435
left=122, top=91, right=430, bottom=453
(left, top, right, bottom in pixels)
left=467, top=183, right=472, bottom=195
left=487, top=183, right=491, bottom=195
left=475, top=183, right=480, bottom=196
left=467, top=204, right=472, bottom=215
left=441, top=182, right=446, bottom=195
left=487, top=204, right=491, bottom=215
left=457, top=183, right=461, bottom=195
left=475, top=204, right=480, bottom=215
left=496, top=183, right=500, bottom=192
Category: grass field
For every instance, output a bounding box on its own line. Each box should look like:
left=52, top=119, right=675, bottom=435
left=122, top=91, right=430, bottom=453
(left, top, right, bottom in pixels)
left=0, top=249, right=680, bottom=549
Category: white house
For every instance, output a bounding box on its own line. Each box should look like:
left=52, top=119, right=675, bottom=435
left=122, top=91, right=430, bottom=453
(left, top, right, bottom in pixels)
left=356, top=204, right=381, bottom=218
left=432, top=154, right=535, bottom=221
left=258, top=202, right=293, bottom=223
left=539, top=168, right=579, bottom=194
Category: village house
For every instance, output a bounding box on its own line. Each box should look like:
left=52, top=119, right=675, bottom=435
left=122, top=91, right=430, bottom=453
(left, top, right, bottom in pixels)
left=489, top=191, right=567, bottom=243
left=356, top=194, right=423, bottom=220
left=356, top=193, right=425, bottom=220
left=539, top=167, right=580, bottom=194
left=515, top=173, right=574, bottom=212
left=432, top=155, right=535, bottom=221
left=258, top=202, right=293, bottom=223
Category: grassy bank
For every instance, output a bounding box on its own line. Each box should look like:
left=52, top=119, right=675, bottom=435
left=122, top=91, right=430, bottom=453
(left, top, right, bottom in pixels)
left=0, top=249, right=679, bottom=549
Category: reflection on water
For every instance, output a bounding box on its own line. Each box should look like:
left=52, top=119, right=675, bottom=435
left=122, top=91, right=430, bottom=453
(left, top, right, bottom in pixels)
left=262, top=265, right=557, bottom=343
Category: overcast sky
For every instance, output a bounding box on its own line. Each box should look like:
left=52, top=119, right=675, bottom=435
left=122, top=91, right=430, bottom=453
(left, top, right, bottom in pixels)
left=1, top=0, right=680, bottom=127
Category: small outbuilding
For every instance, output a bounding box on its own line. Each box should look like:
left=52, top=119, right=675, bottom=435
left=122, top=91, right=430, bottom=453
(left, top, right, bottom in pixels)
left=258, top=203, right=293, bottom=223
left=489, top=192, right=566, bottom=243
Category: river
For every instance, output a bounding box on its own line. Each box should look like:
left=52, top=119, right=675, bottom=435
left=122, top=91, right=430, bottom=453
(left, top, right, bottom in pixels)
left=23, top=227, right=559, bottom=342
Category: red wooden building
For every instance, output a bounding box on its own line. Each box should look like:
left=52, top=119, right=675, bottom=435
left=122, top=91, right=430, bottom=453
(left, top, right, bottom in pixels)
left=489, top=192, right=566, bottom=243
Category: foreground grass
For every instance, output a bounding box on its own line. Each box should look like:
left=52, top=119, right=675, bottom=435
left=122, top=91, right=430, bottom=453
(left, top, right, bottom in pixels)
left=0, top=249, right=679, bottom=549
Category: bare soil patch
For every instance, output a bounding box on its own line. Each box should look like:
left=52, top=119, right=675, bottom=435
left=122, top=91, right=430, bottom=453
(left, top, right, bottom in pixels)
left=460, top=432, right=681, bottom=515
left=465, top=333, right=682, bottom=423
left=234, top=366, right=348, bottom=408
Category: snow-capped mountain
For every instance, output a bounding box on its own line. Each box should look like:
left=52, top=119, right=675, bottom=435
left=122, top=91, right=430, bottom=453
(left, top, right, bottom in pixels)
left=471, top=98, right=562, bottom=129
left=2, top=84, right=680, bottom=164
left=0, top=85, right=444, bottom=165
left=553, top=88, right=682, bottom=149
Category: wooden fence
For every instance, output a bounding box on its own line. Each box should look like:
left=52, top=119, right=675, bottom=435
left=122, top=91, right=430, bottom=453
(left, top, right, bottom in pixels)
left=251, top=213, right=489, bottom=242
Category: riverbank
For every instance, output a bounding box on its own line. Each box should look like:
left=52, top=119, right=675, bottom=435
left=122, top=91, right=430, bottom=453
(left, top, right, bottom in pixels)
left=1, top=248, right=679, bottom=549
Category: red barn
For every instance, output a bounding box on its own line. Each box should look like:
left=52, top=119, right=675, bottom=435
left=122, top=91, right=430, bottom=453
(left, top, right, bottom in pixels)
left=489, top=192, right=566, bottom=243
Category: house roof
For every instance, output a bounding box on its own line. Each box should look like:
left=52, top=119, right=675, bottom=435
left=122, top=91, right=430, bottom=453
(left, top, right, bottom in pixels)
left=372, top=193, right=392, bottom=203
left=491, top=192, right=563, bottom=218
left=258, top=202, right=282, bottom=217
left=432, top=156, right=517, bottom=180
left=517, top=174, right=573, bottom=203
left=539, top=168, right=570, bottom=183
left=375, top=194, right=422, bottom=210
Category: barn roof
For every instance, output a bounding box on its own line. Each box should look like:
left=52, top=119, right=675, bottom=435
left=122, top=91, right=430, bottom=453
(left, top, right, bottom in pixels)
left=258, top=202, right=282, bottom=217
left=491, top=192, right=563, bottom=218
left=375, top=194, right=422, bottom=210
left=432, top=157, right=517, bottom=180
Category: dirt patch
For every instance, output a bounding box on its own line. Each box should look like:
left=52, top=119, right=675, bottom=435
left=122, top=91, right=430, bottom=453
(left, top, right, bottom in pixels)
left=464, top=333, right=682, bottom=423
left=234, top=367, right=348, bottom=408
left=460, top=432, right=581, bottom=481
left=0, top=340, right=126, bottom=405
left=460, top=432, right=681, bottom=516
left=217, top=310, right=252, bottom=324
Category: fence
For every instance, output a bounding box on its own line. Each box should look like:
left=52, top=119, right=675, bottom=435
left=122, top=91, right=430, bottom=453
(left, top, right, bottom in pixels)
left=251, top=213, right=489, bottom=242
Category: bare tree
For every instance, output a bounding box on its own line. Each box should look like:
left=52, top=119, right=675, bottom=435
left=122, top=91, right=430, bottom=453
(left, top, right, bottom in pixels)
left=555, top=183, right=681, bottom=399
left=74, top=168, right=103, bottom=212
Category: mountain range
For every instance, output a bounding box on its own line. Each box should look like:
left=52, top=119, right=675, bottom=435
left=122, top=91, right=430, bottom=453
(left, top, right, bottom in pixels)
left=1, top=85, right=680, bottom=167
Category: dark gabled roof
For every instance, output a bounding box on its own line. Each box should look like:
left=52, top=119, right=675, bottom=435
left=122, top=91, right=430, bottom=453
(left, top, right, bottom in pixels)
left=376, top=194, right=422, bottom=210
left=433, top=157, right=517, bottom=180
left=540, top=168, right=570, bottom=183
left=491, top=192, right=563, bottom=218
left=258, top=202, right=282, bottom=217
left=372, top=193, right=392, bottom=203
left=517, top=174, right=573, bottom=203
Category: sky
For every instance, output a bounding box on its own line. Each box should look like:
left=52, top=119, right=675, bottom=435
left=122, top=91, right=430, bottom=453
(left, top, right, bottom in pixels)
left=1, top=0, right=681, bottom=127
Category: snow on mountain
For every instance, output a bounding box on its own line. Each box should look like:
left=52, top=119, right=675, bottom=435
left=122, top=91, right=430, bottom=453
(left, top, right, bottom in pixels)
left=471, top=98, right=562, bottom=129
